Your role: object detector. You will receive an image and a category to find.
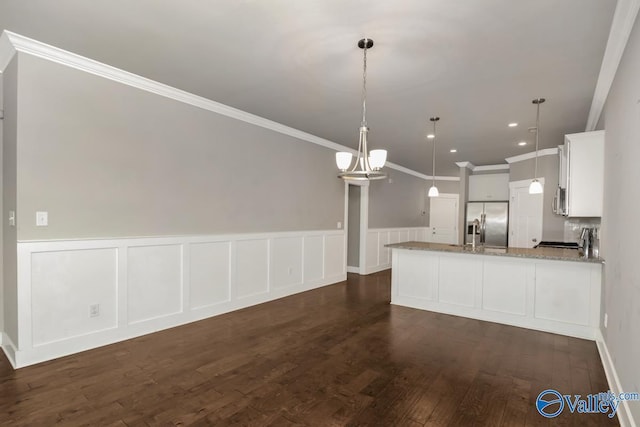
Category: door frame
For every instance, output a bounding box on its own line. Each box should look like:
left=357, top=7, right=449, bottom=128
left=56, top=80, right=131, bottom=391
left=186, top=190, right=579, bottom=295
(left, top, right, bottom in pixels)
left=428, top=193, right=459, bottom=244
left=344, top=181, right=370, bottom=274
left=508, top=178, right=544, bottom=248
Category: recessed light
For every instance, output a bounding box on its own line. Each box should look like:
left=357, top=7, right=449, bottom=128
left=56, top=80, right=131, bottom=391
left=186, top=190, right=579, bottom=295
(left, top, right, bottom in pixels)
left=427, top=134, right=435, bottom=139
left=508, top=122, right=518, bottom=127
left=450, top=149, right=457, bottom=153
left=518, top=141, right=527, bottom=146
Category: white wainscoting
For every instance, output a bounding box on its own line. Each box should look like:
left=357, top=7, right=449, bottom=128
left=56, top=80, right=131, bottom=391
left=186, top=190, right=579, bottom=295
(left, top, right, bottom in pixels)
left=362, top=227, right=428, bottom=275
left=5, top=230, right=345, bottom=368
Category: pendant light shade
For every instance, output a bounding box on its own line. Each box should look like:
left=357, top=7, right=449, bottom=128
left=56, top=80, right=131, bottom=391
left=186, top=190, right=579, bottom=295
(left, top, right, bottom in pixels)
left=428, top=117, right=440, bottom=198
left=529, top=98, right=545, bottom=194
left=336, top=38, right=387, bottom=181
left=529, top=179, right=543, bottom=194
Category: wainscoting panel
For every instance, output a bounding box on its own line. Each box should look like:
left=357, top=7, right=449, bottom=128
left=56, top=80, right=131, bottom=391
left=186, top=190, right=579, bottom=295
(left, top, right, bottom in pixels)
left=189, top=241, right=231, bottom=309
left=303, top=235, right=324, bottom=283
left=31, top=248, right=118, bottom=346
left=235, top=239, right=270, bottom=299
left=324, top=234, right=345, bottom=278
left=128, top=244, right=183, bottom=324
left=7, top=230, right=345, bottom=368
left=270, top=236, right=303, bottom=290
left=363, top=227, right=429, bottom=275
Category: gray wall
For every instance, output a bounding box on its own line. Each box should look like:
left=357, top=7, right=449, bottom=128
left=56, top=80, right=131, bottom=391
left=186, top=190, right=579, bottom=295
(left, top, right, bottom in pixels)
left=347, top=185, right=360, bottom=267
left=0, top=64, right=4, bottom=335
left=509, top=154, right=565, bottom=241
left=15, top=53, right=344, bottom=240
left=601, top=12, right=640, bottom=423
left=368, top=170, right=430, bottom=228
left=3, top=57, right=18, bottom=345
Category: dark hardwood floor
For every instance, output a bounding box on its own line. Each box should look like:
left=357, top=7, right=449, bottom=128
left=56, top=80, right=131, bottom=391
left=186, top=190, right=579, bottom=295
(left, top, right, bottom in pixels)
left=0, top=271, right=617, bottom=426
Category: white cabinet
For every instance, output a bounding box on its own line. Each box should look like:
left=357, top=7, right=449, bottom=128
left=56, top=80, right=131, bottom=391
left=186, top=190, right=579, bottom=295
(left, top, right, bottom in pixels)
left=390, top=247, right=602, bottom=340
left=468, top=173, right=509, bottom=201
left=563, top=130, right=604, bottom=217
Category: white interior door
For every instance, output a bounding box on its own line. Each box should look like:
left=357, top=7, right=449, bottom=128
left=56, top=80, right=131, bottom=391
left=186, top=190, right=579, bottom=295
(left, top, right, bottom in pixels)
left=429, top=193, right=459, bottom=244
left=509, top=179, right=544, bottom=248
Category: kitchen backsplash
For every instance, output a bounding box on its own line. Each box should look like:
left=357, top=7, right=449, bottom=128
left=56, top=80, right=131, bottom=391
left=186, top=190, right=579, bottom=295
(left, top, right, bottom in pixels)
left=563, top=217, right=601, bottom=243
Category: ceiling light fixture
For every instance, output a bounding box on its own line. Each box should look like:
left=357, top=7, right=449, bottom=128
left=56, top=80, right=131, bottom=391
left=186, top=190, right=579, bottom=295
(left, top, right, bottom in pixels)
left=529, top=98, right=545, bottom=194
left=508, top=122, right=518, bottom=127
left=428, top=117, right=440, bottom=198
left=335, top=38, right=387, bottom=181
left=518, top=141, right=527, bottom=146
left=450, top=149, right=457, bottom=153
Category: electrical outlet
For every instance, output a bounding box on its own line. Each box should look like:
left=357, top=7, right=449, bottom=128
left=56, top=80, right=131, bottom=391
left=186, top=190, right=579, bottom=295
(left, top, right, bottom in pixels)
left=8, top=211, right=15, bottom=227
left=337, top=221, right=342, bottom=229
left=604, top=313, right=608, bottom=328
left=89, top=304, right=100, bottom=318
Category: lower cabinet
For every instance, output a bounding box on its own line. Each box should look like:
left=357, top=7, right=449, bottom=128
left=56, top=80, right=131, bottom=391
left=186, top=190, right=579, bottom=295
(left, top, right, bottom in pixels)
left=391, top=249, right=601, bottom=339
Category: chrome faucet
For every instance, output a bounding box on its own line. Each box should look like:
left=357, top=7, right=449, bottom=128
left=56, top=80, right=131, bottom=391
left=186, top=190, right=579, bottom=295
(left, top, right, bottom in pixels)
left=471, top=218, right=480, bottom=250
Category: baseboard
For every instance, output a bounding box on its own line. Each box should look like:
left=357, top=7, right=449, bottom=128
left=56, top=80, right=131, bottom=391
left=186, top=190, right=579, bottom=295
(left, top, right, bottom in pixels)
left=595, top=329, right=636, bottom=427
left=346, top=266, right=360, bottom=274
left=363, top=264, right=391, bottom=275
left=1, top=333, right=18, bottom=369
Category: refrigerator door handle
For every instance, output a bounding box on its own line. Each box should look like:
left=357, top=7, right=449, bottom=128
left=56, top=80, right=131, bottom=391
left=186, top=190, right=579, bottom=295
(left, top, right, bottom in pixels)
left=480, top=213, right=486, bottom=244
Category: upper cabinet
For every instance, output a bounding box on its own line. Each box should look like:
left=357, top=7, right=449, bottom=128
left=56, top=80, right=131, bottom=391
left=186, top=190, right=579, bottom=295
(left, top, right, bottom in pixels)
left=561, top=130, right=605, bottom=217
left=468, top=173, right=509, bottom=201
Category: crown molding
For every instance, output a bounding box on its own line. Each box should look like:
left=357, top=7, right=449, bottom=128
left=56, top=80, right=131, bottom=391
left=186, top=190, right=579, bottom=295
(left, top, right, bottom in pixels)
left=455, top=161, right=475, bottom=169
left=0, top=31, right=17, bottom=72
left=505, top=147, right=558, bottom=164
left=455, top=161, right=509, bottom=172
left=585, top=0, right=640, bottom=130
left=0, top=31, right=461, bottom=183
left=473, top=164, right=509, bottom=172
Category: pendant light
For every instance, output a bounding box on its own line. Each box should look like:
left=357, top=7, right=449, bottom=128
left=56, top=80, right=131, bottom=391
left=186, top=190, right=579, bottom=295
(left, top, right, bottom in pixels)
left=336, top=38, right=387, bottom=181
left=428, top=117, right=440, bottom=197
left=529, top=98, right=545, bottom=194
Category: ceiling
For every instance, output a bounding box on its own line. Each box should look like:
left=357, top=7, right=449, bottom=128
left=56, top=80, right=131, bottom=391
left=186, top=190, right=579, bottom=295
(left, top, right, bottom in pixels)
left=0, top=0, right=617, bottom=176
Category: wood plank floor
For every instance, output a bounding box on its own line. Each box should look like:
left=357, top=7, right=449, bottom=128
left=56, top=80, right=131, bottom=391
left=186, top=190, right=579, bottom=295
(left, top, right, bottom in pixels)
left=0, top=271, right=617, bottom=426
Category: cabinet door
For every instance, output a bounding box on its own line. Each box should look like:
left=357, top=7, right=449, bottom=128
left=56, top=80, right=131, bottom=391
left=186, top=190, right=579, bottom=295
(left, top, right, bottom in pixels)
left=468, top=174, right=509, bottom=201
left=566, top=131, right=604, bottom=217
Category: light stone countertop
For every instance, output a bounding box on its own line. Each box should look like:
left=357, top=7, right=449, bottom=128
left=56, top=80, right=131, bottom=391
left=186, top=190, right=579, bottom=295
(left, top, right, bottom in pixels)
left=385, top=241, right=603, bottom=264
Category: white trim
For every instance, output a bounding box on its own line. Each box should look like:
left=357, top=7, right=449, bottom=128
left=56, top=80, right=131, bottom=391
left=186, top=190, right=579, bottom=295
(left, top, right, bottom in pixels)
left=361, top=226, right=430, bottom=275
left=455, top=162, right=509, bottom=172
left=358, top=186, right=369, bottom=273
left=505, top=147, right=558, bottom=164
left=346, top=266, right=361, bottom=274
left=0, top=30, right=460, bottom=183
left=586, top=0, right=640, bottom=131
left=456, top=161, right=475, bottom=169
left=5, top=229, right=346, bottom=368
left=596, top=329, right=636, bottom=427
left=473, top=164, right=509, bottom=172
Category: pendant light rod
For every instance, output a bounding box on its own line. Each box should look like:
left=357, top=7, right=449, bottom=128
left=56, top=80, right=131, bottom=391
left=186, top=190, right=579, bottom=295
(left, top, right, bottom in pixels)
left=532, top=98, right=545, bottom=179
left=529, top=98, right=545, bottom=194
left=428, top=117, right=440, bottom=197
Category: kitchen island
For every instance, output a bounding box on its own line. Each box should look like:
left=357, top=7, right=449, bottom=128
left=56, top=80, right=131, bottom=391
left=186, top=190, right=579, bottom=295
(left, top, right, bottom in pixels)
left=386, top=241, right=603, bottom=339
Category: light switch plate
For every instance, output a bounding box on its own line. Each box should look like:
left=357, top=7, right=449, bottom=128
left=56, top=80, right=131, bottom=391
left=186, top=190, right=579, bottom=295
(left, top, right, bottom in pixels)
left=36, top=211, right=48, bottom=226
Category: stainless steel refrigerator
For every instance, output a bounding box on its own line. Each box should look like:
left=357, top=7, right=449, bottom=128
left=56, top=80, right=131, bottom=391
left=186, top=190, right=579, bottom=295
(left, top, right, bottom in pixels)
left=465, top=201, right=509, bottom=247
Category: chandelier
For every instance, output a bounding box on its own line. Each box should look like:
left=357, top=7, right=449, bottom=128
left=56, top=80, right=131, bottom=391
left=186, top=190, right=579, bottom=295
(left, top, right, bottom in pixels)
left=336, top=38, right=387, bottom=181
